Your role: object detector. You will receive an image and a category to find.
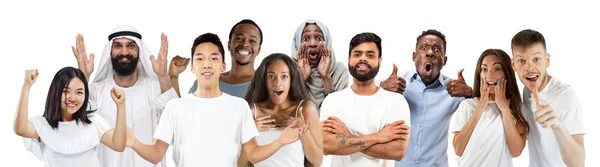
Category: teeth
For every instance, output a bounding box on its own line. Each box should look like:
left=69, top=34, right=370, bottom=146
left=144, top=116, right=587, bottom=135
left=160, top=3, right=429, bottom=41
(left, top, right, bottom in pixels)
left=67, top=104, right=76, bottom=107
left=202, top=72, right=212, bottom=76
left=487, top=82, right=496, bottom=84
left=238, top=51, right=249, bottom=55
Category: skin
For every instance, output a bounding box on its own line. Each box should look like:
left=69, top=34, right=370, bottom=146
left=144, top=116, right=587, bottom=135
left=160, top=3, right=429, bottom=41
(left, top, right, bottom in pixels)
left=512, top=43, right=585, bottom=167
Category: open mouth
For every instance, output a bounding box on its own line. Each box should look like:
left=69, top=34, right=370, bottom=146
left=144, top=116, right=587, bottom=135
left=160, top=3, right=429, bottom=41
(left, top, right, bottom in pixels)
left=525, top=74, right=539, bottom=82
left=273, top=90, right=284, bottom=96
left=309, top=51, right=319, bottom=60
left=424, top=63, right=433, bottom=75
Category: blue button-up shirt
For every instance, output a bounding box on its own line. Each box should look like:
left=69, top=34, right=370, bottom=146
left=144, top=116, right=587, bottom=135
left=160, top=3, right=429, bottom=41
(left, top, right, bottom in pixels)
left=395, top=69, right=464, bottom=167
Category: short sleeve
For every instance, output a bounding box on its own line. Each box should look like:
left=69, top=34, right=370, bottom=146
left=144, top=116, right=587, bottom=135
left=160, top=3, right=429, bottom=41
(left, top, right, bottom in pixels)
left=559, top=89, right=585, bottom=135
left=91, top=114, right=111, bottom=137
left=150, top=80, right=179, bottom=117
left=241, top=103, right=259, bottom=144
left=319, top=93, right=339, bottom=122
left=153, top=100, right=176, bottom=145
left=387, top=94, right=411, bottom=126
left=449, top=100, right=475, bottom=133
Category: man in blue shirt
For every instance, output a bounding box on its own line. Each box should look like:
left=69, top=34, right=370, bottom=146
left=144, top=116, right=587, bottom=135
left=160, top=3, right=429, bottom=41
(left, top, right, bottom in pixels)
left=380, top=29, right=473, bottom=167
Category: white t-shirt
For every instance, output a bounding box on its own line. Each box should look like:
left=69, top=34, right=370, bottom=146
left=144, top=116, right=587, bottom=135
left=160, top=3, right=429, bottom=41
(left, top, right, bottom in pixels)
left=153, top=93, right=259, bottom=167
left=523, top=77, right=585, bottom=167
left=24, top=114, right=111, bottom=167
left=90, top=77, right=178, bottom=167
left=449, top=99, right=514, bottom=167
left=319, top=88, right=411, bottom=167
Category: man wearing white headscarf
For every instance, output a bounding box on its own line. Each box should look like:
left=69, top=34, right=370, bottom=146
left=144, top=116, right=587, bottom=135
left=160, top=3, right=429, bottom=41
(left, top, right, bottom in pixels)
left=291, top=20, right=349, bottom=112
left=72, top=25, right=178, bottom=167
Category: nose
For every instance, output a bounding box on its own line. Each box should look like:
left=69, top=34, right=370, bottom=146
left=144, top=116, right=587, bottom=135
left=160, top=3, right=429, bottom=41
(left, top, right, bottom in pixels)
left=273, top=77, right=282, bottom=88
left=242, top=38, right=250, bottom=47
left=307, top=38, right=318, bottom=48
left=202, top=59, right=212, bottom=69
left=67, top=93, right=76, bottom=102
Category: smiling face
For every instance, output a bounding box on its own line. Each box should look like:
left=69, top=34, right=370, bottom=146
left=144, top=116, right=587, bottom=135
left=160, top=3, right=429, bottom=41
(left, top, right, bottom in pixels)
left=61, top=77, right=85, bottom=116
left=265, top=60, right=292, bottom=104
left=348, top=42, right=381, bottom=82
left=111, top=38, right=140, bottom=76
left=480, top=54, right=506, bottom=95
left=412, top=35, right=446, bottom=85
left=512, top=43, right=550, bottom=92
left=192, top=42, right=226, bottom=83
left=228, top=23, right=261, bottom=66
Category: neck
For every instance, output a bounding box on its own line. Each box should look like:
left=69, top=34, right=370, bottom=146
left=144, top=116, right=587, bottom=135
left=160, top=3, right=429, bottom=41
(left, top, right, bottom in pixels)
left=537, top=74, right=552, bottom=92
left=351, top=78, right=378, bottom=95
left=113, top=71, right=138, bottom=88
left=422, top=74, right=440, bottom=87
left=226, top=60, right=255, bottom=80
left=61, top=111, right=73, bottom=122
left=193, top=81, right=222, bottom=98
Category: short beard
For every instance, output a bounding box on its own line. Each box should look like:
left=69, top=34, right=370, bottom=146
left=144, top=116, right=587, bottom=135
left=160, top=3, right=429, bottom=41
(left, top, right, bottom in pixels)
left=349, top=62, right=379, bottom=82
left=111, top=54, right=139, bottom=76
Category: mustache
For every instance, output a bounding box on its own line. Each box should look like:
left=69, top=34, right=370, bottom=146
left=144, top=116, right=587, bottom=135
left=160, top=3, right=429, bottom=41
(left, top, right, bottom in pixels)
left=354, top=62, right=371, bottom=68
left=113, top=54, right=135, bottom=62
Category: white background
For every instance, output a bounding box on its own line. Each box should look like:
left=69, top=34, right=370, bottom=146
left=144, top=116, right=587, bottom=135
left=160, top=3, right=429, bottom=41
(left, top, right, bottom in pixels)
left=1, top=0, right=597, bottom=166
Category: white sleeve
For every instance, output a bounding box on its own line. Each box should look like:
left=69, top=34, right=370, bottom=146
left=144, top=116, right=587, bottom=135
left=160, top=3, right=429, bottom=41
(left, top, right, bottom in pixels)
left=88, top=84, right=99, bottom=111
left=92, top=114, right=112, bottom=137
left=449, top=100, right=474, bottom=133
left=153, top=100, right=176, bottom=145
left=150, top=81, right=179, bottom=117
left=559, top=89, right=585, bottom=135
left=241, top=103, right=259, bottom=145
left=387, top=94, right=411, bottom=126
left=23, top=116, right=44, bottom=160
left=319, top=93, right=339, bottom=122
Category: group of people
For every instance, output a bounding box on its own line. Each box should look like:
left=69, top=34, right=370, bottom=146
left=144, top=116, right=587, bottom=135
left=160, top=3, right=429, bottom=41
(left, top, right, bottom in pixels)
left=13, top=19, right=585, bottom=167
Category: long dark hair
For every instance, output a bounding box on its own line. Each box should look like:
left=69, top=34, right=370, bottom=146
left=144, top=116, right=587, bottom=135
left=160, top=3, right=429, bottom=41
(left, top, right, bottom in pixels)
left=245, top=53, right=310, bottom=107
left=473, top=49, right=528, bottom=133
left=44, top=67, right=95, bottom=129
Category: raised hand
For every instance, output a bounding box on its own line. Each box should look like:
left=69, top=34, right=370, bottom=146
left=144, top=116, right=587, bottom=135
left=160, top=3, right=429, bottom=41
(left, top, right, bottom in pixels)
left=168, top=55, right=190, bottom=77
left=317, top=41, right=331, bottom=77
left=254, top=115, right=276, bottom=132
left=494, top=78, right=511, bottom=112
left=380, top=64, right=407, bottom=94
left=279, top=120, right=310, bottom=145
left=24, top=69, right=39, bottom=87
left=150, top=33, right=169, bottom=78
left=532, top=89, right=560, bottom=129
left=297, top=43, right=312, bottom=82
left=71, top=34, right=95, bottom=80
left=375, top=120, right=410, bottom=143
left=322, top=116, right=351, bottom=136
left=446, top=68, right=473, bottom=98
left=110, top=87, right=126, bottom=105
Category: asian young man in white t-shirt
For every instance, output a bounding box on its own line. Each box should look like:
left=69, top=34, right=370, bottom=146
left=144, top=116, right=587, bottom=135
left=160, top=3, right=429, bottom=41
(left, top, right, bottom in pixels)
left=128, top=33, right=310, bottom=167
left=320, top=32, right=411, bottom=167
left=511, top=29, right=585, bottom=167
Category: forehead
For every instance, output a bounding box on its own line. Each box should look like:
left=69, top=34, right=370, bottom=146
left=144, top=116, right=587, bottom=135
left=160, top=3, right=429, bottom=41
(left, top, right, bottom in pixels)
left=352, top=42, right=378, bottom=53
left=418, top=35, right=443, bottom=45
left=113, top=37, right=136, bottom=44
left=482, top=54, right=501, bottom=64
left=66, top=77, right=85, bottom=89
left=267, top=60, right=289, bottom=72
left=194, top=42, right=221, bottom=54
left=512, top=43, right=546, bottom=57
left=302, top=24, right=323, bottom=35
left=233, top=24, right=260, bottom=38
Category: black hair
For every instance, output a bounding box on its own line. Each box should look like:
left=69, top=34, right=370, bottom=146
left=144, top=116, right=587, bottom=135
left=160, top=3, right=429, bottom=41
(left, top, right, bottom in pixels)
left=229, top=19, right=263, bottom=46
left=349, top=32, right=382, bottom=58
left=44, top=67, right=96, bottom=129
left=191, top=33, right=225, bottom=63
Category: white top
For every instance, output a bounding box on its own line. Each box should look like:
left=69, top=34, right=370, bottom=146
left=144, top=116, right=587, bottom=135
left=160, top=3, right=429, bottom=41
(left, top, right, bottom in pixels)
left=153, top=93, right=259, bottom=167
left=253, top=101, right=305, bottom=167
left=89, top=77, right=178, bottom=167
left=523, top=77, right=585, bottom=167
left=24, top=114, right=111, bottom=167
left=319, top=88, right=411, bottom=167
left=449, top=99, right=513, bottom=167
